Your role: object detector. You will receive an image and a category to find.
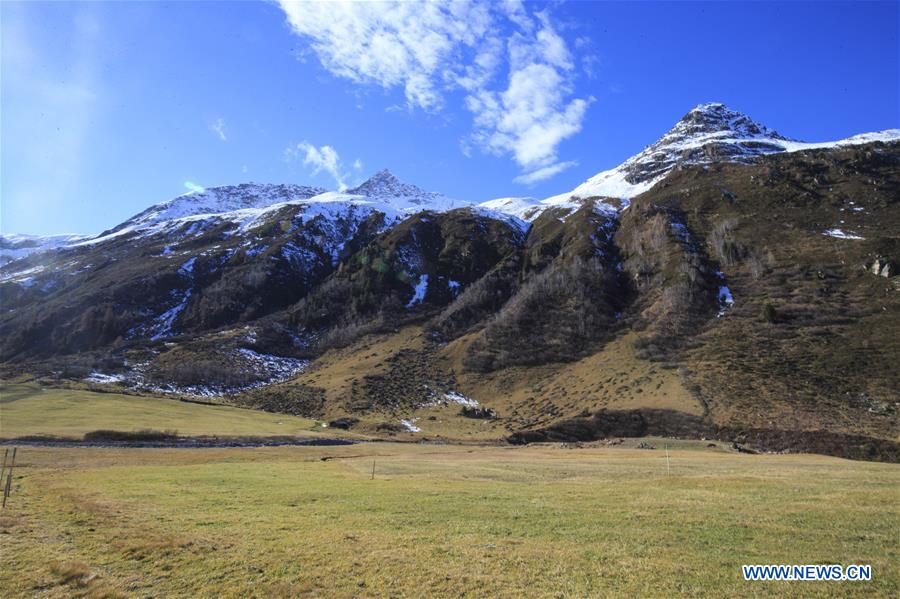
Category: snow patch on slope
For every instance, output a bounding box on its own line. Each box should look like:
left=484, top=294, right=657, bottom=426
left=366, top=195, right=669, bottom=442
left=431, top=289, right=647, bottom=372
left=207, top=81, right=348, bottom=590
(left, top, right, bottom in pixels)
left=717, top=286, right=734, bottom=316
left=443, top=391, right=479, bottom=408
left=406, top=274, right=429, bottom=308
left=86, top=349, right=308, bottom=397
left=824, top=228, right=865, bottom=240
left=235, top=348, right=309, bottom=381
left=148, top=290, right=192, bottom=340
left=0, top=233, right=94, bottom=265
left=400, top=418, right=421, bottom=433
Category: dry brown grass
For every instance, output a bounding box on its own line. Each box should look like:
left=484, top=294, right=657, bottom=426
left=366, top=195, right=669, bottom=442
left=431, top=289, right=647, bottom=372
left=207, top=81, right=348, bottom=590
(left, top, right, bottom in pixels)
left=50, top=561, right=94, bottom=587
left=249, top=322, right=703, bottom=441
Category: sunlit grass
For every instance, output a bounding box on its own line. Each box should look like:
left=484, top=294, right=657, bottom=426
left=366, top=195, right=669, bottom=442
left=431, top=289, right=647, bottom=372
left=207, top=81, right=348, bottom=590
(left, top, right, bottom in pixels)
left=1, top=443, right=896, bottom=597
left=0, top=382, right=322, bottom=438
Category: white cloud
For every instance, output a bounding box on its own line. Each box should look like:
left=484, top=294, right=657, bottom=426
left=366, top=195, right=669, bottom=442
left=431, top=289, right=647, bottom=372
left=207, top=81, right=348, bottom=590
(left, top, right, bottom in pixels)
left=286, top=141, right=358, bottom=191
left=276, top=0, right=590, bottom=183
left=512, top=160, right=578, bottom=185
left=209, top=118, right=227, bottom=141
left=184, top=181, right=205, bottom=193
left=278, top=1, right=489, bottom=112
left=582, top=55, right=601, bottom=80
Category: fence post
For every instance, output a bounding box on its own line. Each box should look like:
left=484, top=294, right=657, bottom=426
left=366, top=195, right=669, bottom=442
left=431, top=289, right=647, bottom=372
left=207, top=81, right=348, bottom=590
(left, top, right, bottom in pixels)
left=0, top=448, right=8, bottom=486
left=2, top=448, right=16, bottom=508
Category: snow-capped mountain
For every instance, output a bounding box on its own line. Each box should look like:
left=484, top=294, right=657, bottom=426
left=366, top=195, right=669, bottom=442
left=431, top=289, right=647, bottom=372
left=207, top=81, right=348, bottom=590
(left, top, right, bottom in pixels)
left=4, top=103, right=898, bottom=264
left=2, top=103, right=898, bottom=459
left=297, top=169, right=466, bottom=218
left=119, top=170, right=461, bottom=234
left=110, top=183, right=328, bottom=234
left=61, top=171, right=465, bottom=251
left=499, top=103, right=900, bottom=220
left=344, top=169, right=463, bottom=211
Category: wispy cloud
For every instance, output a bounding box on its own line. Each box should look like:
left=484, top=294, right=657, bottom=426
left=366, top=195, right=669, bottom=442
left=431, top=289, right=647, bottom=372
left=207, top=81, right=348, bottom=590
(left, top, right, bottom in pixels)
left=209, top=117, right=227, bottom=141
left=513, top=160, right=578, bottom=185
left=285, top=141, right=357, bottom=191
left=184, top=181, right=205, bottom=193
left=276, top=0, right=590, bottom=183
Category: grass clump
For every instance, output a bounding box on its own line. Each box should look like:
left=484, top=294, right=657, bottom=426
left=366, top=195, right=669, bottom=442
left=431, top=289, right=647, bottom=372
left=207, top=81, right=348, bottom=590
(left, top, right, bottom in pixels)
left=50, top=561, right=94, bottom=587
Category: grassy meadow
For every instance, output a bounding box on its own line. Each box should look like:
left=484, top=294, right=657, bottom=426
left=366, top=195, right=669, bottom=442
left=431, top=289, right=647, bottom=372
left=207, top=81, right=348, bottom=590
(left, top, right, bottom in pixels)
left=0, top=441, right=897, bottom=598
left=0, top=382, right=324, bottom=439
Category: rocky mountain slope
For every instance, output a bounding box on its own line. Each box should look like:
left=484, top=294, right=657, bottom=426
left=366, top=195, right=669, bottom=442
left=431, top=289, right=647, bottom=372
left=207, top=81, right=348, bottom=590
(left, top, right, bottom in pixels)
left=2, top=103, right=898, bottom=459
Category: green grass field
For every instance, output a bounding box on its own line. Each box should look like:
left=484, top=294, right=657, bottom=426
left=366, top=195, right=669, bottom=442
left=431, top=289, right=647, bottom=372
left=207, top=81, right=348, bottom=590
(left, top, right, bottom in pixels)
left=1, top=442, right=897, bottom=598
left=0, top=382, right=323, bottom=438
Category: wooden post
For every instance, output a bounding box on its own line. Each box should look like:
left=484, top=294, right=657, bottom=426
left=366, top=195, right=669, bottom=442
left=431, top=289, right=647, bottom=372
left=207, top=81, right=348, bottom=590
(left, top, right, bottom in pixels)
left=2, top=448, right=16, bottom=508
left=371, top=458, right=376, bottom=480
left=665, top=443, right=670, bottom=477
left=0, top=448, right=8, bottom=486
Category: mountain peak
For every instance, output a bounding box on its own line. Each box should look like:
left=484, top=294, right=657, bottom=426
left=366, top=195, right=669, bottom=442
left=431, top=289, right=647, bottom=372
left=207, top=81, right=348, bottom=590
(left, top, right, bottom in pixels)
left=589, top=102, right=796, bottom=190
left=347, top=169, right=432, bottom=199
left=670, top=102, right=788, bottom=141
left=547, top=102, right=890, bottom=207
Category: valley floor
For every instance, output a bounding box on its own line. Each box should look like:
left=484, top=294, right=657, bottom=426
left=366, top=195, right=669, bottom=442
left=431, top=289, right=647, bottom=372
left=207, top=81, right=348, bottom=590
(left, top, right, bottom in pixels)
left=0, top=442, right=897, bottom=598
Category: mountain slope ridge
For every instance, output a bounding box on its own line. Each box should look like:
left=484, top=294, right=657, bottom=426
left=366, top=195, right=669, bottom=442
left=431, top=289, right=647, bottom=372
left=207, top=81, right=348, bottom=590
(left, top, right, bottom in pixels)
left=4, top=102, right=897, bottom=259
left=2, top=104, right=898, bottom=459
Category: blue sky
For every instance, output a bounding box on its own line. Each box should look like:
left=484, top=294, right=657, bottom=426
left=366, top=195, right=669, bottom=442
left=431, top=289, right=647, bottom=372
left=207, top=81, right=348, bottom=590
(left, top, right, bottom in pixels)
left=2, top=0, right=898, bottom=235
